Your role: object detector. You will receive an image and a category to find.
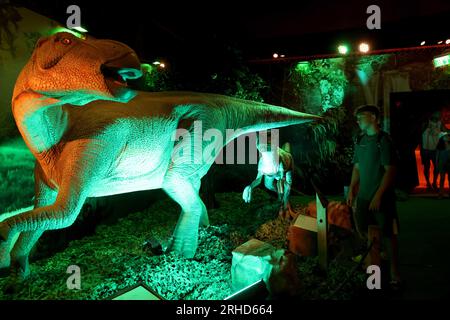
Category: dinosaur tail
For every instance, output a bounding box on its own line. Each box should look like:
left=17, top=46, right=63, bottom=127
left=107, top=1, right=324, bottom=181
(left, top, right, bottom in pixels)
left=223, top=98, right=321, bottom=142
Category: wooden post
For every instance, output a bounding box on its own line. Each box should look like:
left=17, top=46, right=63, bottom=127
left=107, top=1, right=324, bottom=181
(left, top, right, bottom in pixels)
left=316, top=193, right=328, bottom=271
left=368, top=225, right=381, bottom=267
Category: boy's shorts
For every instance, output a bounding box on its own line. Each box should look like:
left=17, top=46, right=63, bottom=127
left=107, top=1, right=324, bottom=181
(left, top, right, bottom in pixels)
left=354, top=194, right=399, bottom=237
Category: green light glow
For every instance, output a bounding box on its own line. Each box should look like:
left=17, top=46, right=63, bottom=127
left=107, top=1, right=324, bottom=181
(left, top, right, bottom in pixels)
left=434, top=54, right=450, bottom=68
left=141, top=63, right=155, bottom=74
left=337, top=45, right=349, bottom=55
left=295, top=61, right=309, bottom=72
left=49, top=27, right=84, bottom=39
left=71, top=26, right=88, bottom=33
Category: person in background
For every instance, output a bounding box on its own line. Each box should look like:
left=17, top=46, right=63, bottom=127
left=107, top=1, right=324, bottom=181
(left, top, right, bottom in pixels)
left=421, top=112, right=444, bottom=191
left=436, top=132, right=450, bottom=199
left=347, top=105, right=401, bottom=289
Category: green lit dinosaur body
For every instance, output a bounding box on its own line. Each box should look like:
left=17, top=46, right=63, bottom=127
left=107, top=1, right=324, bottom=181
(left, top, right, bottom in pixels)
left=0, top=32, right=320, bottom=291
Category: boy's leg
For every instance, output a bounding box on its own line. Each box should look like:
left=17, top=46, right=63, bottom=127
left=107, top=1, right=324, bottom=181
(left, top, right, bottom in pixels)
left=389, top=234, right=401, bottom=282
left=376, top=200, right=401, bottom=283
left=354, top=198, right=371, bottom=240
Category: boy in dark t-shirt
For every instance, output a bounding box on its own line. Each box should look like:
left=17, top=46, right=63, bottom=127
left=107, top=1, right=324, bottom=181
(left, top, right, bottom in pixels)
left=347, top=105, right=401, bottom=288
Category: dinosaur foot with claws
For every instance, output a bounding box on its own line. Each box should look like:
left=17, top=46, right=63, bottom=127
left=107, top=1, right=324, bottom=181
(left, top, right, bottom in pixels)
left=2, top=261, right=30, bottom=295
left=165, top=233, right=198, bottom=259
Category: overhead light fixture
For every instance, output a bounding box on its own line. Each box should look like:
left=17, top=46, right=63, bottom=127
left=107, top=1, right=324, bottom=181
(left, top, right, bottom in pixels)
left=49, top=26, right=84, bottom=39
left=358, top=42, right=370, bottom=53
left=273, top=53, right=279, bottom=58
left=420, top=41, right=426, bottom=46
left=337, top=44, right=349, bottom=55
left=280, top=54, right=285, bottom=58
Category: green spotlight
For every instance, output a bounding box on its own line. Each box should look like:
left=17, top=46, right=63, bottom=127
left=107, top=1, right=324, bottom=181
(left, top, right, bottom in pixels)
left=49, top=26, right=84, bottom=39
left=295, top=61, right=309, bottom=72
left=338, top=44, right=349, bottom=55
left=433, top=54, right=450, bottom=68
left=72, top=26, right=88, bottom=33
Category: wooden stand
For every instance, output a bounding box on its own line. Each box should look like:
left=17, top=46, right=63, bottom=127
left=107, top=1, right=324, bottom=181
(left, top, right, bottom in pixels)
left=292, top=181, right=329, bottom=271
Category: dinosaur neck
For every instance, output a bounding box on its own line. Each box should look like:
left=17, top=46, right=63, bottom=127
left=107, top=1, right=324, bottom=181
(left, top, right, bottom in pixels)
left=13, top=94, right=68, bottom=157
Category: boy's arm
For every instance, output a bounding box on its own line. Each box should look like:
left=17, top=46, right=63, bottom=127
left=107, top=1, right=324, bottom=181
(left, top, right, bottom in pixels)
left=347, top=163, right=360, bottom=205
left=377, top=165, right=396, bottom=195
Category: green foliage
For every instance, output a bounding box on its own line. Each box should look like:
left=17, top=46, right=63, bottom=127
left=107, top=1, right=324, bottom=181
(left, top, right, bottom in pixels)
left=290, top=59, right=348, bottom=113
left=429, top=67, right=450, bottom=90
left=355, top=54, right=390, bottom=78
left=0, top=139, right=35, bottom=212
left=294, top=106, right=357, bottom=191
left=209, top=66, right=267, bottom=102
left=140, top=66, right=172, bottom=92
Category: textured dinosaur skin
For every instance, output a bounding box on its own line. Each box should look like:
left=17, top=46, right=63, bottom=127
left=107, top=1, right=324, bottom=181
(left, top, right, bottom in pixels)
left=0, top=32, right=320, bottom=289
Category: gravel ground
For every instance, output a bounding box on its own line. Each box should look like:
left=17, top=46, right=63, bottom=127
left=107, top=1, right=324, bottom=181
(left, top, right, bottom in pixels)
left=0, top=188, right=366, bottom=300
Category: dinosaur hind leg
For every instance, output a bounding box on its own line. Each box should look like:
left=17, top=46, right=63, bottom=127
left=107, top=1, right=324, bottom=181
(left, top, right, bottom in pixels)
left=162, top=173, right=207, bottom=258
left=2, top=163, right=57, bottom=292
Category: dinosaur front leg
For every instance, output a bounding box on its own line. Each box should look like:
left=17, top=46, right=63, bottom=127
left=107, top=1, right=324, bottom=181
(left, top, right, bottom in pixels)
left=0, top=187, right=86, bottom=243
left=163, top=174, right=206, bottom=258
left=243, top=172, right=263, bottom=203
left=0, top=190, right=85, bottom=294
left=0, top=142, right=108, bottom=260
left=4, top=162, right=58, bottom=290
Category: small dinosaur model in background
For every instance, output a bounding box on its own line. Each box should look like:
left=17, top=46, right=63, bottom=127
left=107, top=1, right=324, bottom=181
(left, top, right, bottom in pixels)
left=243, top=130, right=295, bottom=219
left=0, top=32, right=321, bottom=292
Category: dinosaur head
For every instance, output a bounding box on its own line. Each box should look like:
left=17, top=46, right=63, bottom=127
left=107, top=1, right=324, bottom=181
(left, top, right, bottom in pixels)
left=13, top=32, right=142, bottom=104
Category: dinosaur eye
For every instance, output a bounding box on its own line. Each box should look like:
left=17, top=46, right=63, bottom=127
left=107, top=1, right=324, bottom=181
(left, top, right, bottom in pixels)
left=61, top=38, right=72, bottom=45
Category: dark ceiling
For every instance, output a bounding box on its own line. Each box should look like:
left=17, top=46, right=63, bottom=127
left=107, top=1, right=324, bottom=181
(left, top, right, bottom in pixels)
left=8, top=0, right=450, bottom=62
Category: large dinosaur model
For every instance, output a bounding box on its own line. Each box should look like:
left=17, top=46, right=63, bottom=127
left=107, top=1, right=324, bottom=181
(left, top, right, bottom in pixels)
left=0, top=32, right=320, bottom=290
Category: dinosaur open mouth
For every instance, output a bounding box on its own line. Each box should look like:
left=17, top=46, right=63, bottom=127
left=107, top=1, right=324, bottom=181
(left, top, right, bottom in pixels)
left=101, top=53, right=142, bottom=95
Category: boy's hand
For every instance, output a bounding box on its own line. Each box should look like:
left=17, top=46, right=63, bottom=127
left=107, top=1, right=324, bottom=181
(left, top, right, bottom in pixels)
left=369, top=192, right=382, bottom=211
left=346, top=187, right=355, bottom=206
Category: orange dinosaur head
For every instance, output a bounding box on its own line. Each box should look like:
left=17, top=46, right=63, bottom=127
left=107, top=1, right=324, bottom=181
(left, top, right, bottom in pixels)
left=13, top=32, right=142, bottom=104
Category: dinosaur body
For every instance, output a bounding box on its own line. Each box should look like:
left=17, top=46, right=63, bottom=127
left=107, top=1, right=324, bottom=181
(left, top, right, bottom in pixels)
left=243, top=137, right=295, bottom=219
left=0, top=32, right=320, bottom=291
